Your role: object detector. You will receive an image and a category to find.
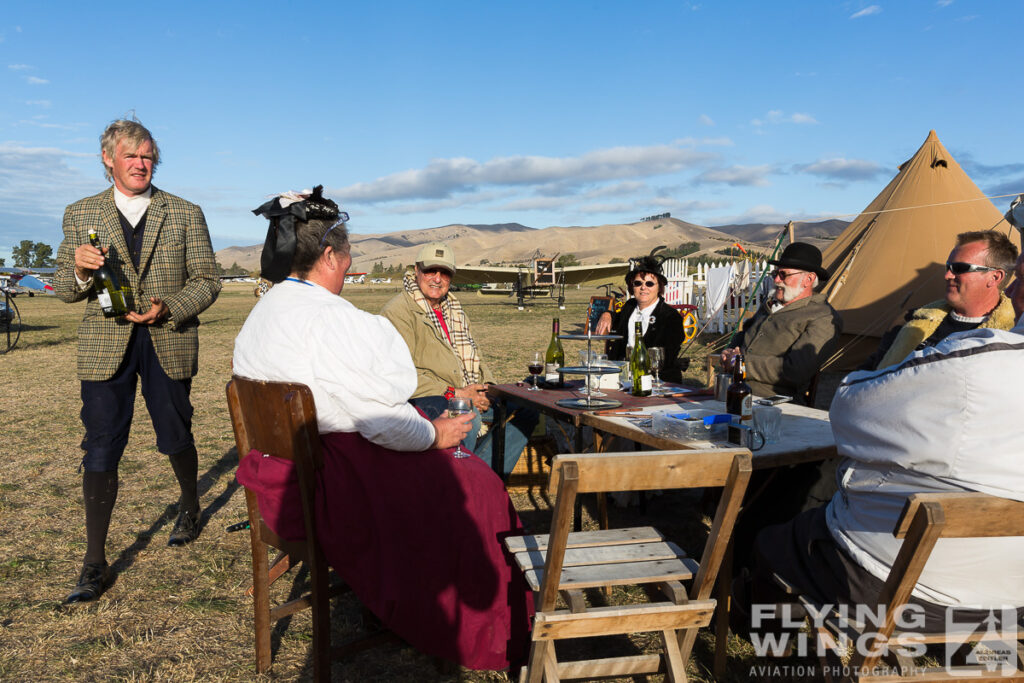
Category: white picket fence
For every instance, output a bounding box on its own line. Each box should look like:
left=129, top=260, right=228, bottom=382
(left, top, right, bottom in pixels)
left=660, top=258, right=771, bottom=334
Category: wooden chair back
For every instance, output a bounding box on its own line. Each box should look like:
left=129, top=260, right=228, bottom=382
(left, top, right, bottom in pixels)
left=512, top=448, right=752, bottom=682
left=848, top=491, right=1024, bottom=681
left=226, top=376, right=334, bottom=681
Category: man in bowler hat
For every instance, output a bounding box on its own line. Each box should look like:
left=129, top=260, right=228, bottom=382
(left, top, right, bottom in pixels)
left=721, top=242, right=841, bottom=399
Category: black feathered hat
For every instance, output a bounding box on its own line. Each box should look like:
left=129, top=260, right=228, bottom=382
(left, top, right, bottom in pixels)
left=252, top=185, right=341, bottom=283
left=626, top=246, right=669, bottom=293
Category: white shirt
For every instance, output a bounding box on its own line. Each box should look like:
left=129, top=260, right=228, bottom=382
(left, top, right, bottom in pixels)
left=826, top=323, right=1024, bottom=607
left=113, top=185, right=151, bottom=228
left=627, top=301, right=658, bottom=347
left=232, top=279, right=435, bottom=451
left=74, top=186, right=153, bottom=289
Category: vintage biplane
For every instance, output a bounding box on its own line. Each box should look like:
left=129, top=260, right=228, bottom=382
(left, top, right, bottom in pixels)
left=452, top=258, right=629, bottom=310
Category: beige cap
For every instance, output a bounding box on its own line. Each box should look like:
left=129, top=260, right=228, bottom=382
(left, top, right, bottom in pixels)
left=415, top=241, right=456, bottom=274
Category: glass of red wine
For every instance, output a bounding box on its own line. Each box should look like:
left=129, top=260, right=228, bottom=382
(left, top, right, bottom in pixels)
left=527, top=351, right=543, bottom=391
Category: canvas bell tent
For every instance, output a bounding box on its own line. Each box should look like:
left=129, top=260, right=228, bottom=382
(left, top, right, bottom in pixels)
left=819, top=130, right=1014, bottom=369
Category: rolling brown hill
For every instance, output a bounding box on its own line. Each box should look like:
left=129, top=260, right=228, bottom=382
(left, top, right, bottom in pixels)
left=216, top=218, right=848, bottom=273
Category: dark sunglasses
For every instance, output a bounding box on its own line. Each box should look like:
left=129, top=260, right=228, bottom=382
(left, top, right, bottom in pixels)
left=632, top=279, right=657, bottom=288
left=770, top=269, right=805, bottom=280
left=945, top=261, right=999, bottom=275
left=318, top=213, right=351, bottom=247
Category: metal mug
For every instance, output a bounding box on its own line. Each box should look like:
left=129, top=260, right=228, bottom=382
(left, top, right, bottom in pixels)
left=715, top=373, right=732, bottom=401
left=727, top=421, right=765, bottom=451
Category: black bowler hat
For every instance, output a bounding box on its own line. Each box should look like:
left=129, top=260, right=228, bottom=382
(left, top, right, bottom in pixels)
left=768, top=242, right=830, bottom=282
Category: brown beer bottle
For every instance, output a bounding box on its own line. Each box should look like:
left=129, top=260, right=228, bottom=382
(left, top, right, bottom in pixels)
left=726, top=353, right=752, bottom=444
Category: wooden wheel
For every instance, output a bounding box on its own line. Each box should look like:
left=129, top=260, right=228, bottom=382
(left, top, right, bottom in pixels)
left=681, top=309, right=698, bottom=343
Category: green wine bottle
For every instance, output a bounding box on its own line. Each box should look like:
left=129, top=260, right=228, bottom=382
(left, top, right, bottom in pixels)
left=87, top=230, right=128, bottom=318
left=630, top=320, right=652, bottom=396
left=544, top=317, right=565, bottom=387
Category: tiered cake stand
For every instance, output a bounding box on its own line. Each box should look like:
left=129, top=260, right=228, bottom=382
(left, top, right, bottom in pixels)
left=554, top=333, right=624, bottom=409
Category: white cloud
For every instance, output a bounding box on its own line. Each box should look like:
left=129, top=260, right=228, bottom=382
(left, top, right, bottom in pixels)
left=379, top=189, right=514, bottom=215
left=26, top=76, right=49, bottom=85
left=706, top=204, right=830, bottom=226
left=699, top=114, right=715, bottom=126
left=583, top=181, right=648, bottom=199
left=693, top=164, right=775, bottom=187
left=936, top=0, right=953, bottom=6
left=751, top=110, right=817, bottom=127
left=25, top=100, right=51, bottom=107
left=850, top=5, right=882, bottom=19
left=0, top=144, right=106, bottom=247
left=337, top=142, right=718, bottom=203
left=794, top=158, right=885, bottom=181
left=8, top=64, right=32, bottom=70
left=790, top=113, right=818, bottom=124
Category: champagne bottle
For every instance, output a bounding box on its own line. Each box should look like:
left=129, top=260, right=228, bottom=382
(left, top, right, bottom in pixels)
left=87, top=230, right=128, bottom=318
left=544, top=317, right=565, bottom=387
left=726, top=353, right=753, bottom=444
left=630, top=320, right=652, bottom=397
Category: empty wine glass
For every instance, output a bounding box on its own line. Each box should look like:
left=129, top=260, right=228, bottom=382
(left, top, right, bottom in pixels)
left=447, top=396, right=473, bottom=458
left=649, top=347, right=665, bottom=395
left=527, top=351, right=543, bottom=391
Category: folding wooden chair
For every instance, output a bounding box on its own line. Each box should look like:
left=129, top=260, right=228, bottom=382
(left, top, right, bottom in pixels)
left=845, top=492, right=1024, bottom=682
left=505, top=448, right=752, bottom=682
left=778, top=492, right=1024, bottom=683
left=226, top=376, right=388, bottom=681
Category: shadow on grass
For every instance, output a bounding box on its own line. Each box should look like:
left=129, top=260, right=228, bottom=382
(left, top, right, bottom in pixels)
left=107, top=447, right=241, bottom=586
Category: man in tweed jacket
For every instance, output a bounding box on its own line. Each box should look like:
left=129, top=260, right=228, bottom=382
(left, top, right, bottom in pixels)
left=53, top=119, right=220, bottom=603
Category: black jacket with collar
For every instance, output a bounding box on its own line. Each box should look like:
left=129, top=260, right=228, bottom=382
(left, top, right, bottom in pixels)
left=607, top=298, right=685, bottom=383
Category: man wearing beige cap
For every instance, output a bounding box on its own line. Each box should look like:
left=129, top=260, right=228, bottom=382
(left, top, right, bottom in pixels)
left=382, top=242, right=536, bottom=474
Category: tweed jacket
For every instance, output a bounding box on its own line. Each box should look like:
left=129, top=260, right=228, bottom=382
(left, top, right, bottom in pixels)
left=380, top=289, right=494, bottom=399
left=873, top=294, right=1017, bottom=370
left=606, top=298, right=685, bottom=383
left=732, top=293, right=842, bottom=397
left=54, top=187, right=221, bottom=381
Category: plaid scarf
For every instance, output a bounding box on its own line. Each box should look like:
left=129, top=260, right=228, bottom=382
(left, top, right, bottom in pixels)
left=404, top=271, right=482, bottom=386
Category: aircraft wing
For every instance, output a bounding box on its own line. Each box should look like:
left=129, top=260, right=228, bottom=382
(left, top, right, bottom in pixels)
left=453, top=262, right=628, bottom=286
left=452, top=265, right=526, bottom=285
left=558, top=263, right=629, bottom=285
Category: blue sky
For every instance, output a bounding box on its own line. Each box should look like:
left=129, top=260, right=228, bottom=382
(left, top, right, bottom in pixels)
left=2, top=1, right=1022, bottom=264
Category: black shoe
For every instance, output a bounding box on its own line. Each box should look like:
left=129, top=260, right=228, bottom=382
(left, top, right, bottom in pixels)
left=65, top=561, right=109, bottom=603
left=168, top=509, right=200, bottom=547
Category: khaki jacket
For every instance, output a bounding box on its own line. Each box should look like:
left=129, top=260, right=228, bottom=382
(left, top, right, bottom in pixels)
left=875, top=294, right=1017, bottom=369
left=53, top=187, right=221, bottom=381
left=381, top=290, right=494, bottom=398
left=733, top=293, right=842, bottom=397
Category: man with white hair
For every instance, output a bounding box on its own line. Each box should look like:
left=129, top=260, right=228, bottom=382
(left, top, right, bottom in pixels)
left=721, top=242, right=841, bottom=398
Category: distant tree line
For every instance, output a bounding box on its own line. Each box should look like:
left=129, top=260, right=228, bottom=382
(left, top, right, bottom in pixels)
left=12, top=241, right=55, bottom=268
left=660, top=241, right=702, bottom=259
left=370, top=261, right=406, bottom=276
left=215, top=261, right=253, bottom=276
left=640, top=212, right=671, bottom=222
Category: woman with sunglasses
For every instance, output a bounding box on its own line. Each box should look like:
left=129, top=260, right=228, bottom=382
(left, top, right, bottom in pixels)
left=595, top=250, right=688, bottom=382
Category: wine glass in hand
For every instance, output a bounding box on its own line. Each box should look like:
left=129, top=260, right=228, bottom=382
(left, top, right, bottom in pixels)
left=447, top=396, right=474, bottom=458
left=649, top=347, right=665, bottom=395
left=527, top=351, right=544, bottom=391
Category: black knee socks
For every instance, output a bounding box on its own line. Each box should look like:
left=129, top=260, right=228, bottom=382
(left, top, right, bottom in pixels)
left=83, top=471, right=118, bottom=565
left=167, top=445, right=199, bottom=515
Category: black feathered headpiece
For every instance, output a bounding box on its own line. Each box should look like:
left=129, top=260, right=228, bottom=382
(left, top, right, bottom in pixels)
left=251, top=185, right=341, bottom=283
left=626, top=246, right=668, bottom=293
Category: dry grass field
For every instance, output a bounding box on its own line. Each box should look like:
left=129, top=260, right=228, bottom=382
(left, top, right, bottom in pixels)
left=0, top=283, right=814, bottom=682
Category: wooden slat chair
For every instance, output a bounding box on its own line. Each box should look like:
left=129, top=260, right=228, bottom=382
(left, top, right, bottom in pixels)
left=505, top=448, right=753, bottom=682
left=778, top=492, right=1024, bottom=683
left=227, top=377, right=388, bottom=681
left=847, top=492, right=1024, bottom=682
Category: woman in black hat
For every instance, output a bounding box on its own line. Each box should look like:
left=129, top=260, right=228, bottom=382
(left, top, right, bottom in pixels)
left=595, top=249, right=688, bottom=383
